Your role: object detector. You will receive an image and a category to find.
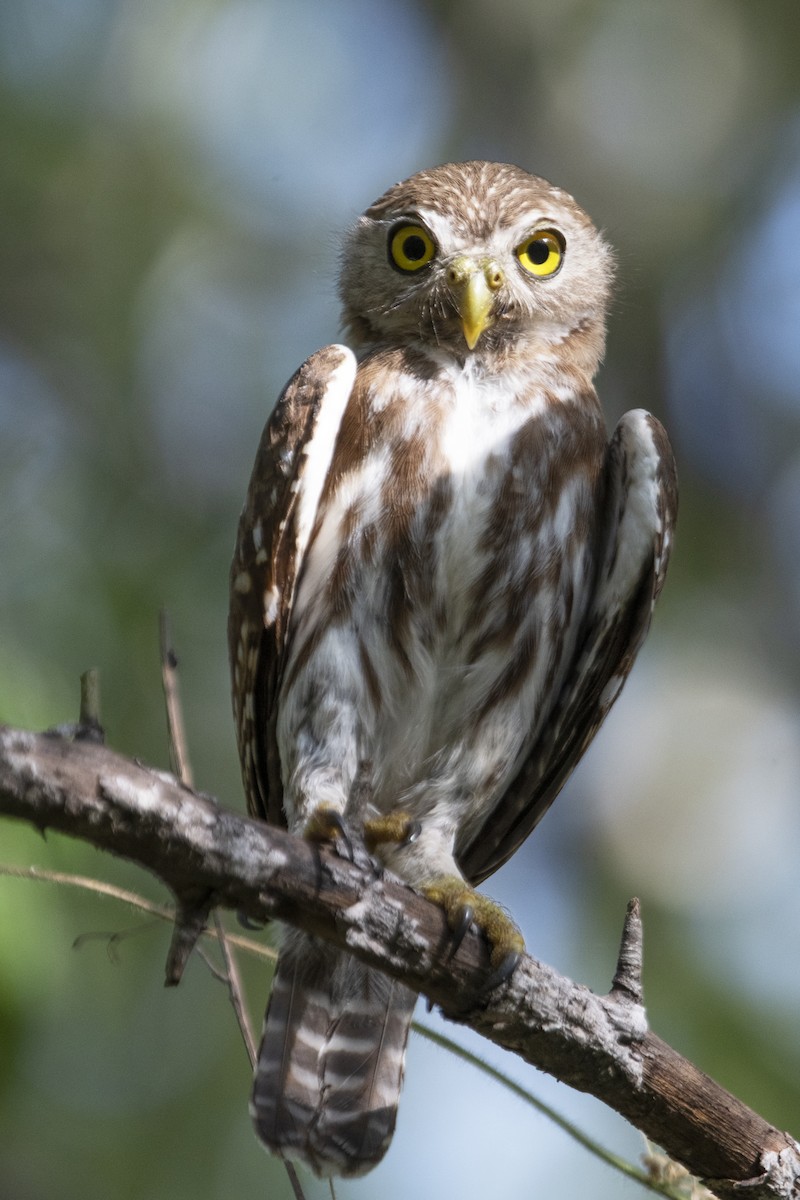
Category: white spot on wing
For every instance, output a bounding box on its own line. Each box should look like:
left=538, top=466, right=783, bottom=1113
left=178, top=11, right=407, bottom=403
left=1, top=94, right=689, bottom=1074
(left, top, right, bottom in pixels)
left=263, top=584, right=280, bottom=626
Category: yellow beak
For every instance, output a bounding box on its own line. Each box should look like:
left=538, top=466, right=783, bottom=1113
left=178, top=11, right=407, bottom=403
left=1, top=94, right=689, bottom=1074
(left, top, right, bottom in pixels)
left=448, top=258, right=505, bottom=350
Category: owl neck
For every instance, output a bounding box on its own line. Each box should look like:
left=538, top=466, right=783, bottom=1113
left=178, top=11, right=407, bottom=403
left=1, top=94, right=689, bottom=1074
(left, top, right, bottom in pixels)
left=345, top=313, right=605, bottom=387
left=350, top=327, right=603, bottom=393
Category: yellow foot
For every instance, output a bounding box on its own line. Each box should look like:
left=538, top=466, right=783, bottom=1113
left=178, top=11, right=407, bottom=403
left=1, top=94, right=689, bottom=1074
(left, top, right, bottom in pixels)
left=302, top=805, right=353, bottom=857
left=424, top=876, right=525, bottom=985
left=362, top=811, right=421, bottom=854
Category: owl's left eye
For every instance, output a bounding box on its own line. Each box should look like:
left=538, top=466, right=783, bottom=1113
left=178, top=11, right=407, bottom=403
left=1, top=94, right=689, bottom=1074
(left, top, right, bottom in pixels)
left=516, top=229, right=565, bottom=277
left=389, top=223, right=436, bottom=272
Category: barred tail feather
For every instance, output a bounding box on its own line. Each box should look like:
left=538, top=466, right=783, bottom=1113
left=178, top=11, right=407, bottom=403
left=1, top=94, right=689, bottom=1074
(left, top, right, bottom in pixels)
left=251, top=930, right=416, bottom=1178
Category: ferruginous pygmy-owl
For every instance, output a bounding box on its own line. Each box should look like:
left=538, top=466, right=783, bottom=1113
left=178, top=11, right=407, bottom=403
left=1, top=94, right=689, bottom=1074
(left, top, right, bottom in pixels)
left=228, top=161, right=677, bottom=1178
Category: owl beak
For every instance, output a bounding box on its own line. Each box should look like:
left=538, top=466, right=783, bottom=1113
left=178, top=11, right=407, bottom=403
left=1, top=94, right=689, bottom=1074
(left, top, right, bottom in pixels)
left=448, top=258, right=505, bottom=349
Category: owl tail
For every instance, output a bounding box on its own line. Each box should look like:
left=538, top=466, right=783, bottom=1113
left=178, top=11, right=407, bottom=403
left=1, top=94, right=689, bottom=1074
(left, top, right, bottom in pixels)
left=251, top=929, right=417, bottom=1178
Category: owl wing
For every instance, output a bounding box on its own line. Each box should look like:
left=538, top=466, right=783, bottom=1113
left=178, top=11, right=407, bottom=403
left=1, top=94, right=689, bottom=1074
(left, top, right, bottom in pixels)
left=458, top=409, right=678, bottom=885
left=228, top=344, right=356, bottom=825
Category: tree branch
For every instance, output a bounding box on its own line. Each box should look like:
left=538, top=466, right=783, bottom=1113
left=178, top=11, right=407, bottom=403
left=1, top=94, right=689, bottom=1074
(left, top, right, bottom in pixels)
left=1, top=722, right=797, bottom=1199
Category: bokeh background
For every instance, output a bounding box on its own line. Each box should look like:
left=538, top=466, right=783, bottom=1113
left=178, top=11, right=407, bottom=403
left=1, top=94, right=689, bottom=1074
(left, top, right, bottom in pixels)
left=2, top=1, right=800, bottom=1197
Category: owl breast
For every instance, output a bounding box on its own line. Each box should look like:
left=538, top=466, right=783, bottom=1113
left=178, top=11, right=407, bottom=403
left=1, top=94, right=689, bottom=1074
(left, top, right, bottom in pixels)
left=276, top=349, right=607, bottom=858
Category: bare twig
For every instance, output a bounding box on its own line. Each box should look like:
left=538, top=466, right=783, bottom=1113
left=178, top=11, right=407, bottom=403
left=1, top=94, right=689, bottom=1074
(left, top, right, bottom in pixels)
left=284, top=1163, right=308, bottom=1200
left=214, top=910, right=258, bottom=1067
left=77, top=668, right=104, bottom=743
left=79, top=668, right=101, bottom=727
left=0, top=864, right=274, bottom=960
left=159, top=610, right=194, bottom=789
left=414, top=1024, right=693, bottom=1200
left=611, top=897, right=645, bottom=1004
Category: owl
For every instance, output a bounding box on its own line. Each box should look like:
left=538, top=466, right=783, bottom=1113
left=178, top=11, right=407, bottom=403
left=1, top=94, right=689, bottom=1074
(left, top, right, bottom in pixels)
left=229, top=161, right=677, bottom=1178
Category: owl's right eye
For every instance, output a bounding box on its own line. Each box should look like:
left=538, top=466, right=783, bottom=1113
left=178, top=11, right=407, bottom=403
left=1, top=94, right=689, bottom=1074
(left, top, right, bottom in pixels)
left=388, top=223, right=436, bottom=272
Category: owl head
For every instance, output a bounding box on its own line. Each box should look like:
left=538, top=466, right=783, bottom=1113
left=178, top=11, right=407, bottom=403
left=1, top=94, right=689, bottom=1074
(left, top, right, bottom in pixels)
left=339, top=161, right=614, bottom=375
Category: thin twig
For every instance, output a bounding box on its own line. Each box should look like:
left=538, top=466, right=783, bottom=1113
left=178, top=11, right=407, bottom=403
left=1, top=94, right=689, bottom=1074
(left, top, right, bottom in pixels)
left=284, top=1163, right=307, bottom=1200
left=158, top=609, right=194, bottom=788
left=215, top=910, right=258, bottom=1067
left=413, top=1023, right=691, bottom=1200
left=157, top=625, right=304, bottom=1198
left=0, top=864, right=275, bottom=961
left=0, top=863, right=174, bottom=920
left=195, top=942, right=234, bottom=984
left=78, top=668, right=104, bottom=742
left=79, top=669, right=101, bottom=727
left=73, top=922, right=162, bottom=963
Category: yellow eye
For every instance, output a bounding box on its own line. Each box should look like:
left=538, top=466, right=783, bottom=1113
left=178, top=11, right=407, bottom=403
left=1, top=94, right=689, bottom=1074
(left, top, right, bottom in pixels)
left=516, top=230, right=564, bottom=277
left=389, top=223, right=436, bottom=272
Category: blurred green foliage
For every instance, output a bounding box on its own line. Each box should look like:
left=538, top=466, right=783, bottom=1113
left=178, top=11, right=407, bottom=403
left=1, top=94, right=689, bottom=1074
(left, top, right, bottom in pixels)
left=2, top=1, right=800, bottom=1197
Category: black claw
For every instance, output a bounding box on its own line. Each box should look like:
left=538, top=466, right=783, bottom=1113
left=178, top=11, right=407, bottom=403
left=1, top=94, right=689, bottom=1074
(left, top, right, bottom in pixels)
left=447, top=904, right=474, bottom=960
left=403, top=819, right=422, bottom=845
left=330, top=813, right=355, bottom=860
left=236, top=910, right=266, bottom=931
left=483, top=949, right=521, bottom=993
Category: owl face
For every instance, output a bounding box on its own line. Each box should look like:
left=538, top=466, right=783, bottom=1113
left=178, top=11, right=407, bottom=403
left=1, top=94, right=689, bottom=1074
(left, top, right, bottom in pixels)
left=339, top=161, right=614, bottom=369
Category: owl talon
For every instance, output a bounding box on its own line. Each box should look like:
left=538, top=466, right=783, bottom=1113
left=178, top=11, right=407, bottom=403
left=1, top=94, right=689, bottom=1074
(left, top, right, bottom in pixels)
left=483, top=949, right=522, bottom=992
left=424, top=876, right=524, bottom=987
left=447, top=903, right=475, bottom=960
left=303, top=806, right=354, bottom=860
left=363, top=812, right=420, bottom=853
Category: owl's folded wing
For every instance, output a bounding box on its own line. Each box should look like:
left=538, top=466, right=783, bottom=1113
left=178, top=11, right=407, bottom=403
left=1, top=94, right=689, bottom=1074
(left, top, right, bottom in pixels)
left=458, top=409, right=678, bottom=885
left=228, top=344, right=356, bottom=825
